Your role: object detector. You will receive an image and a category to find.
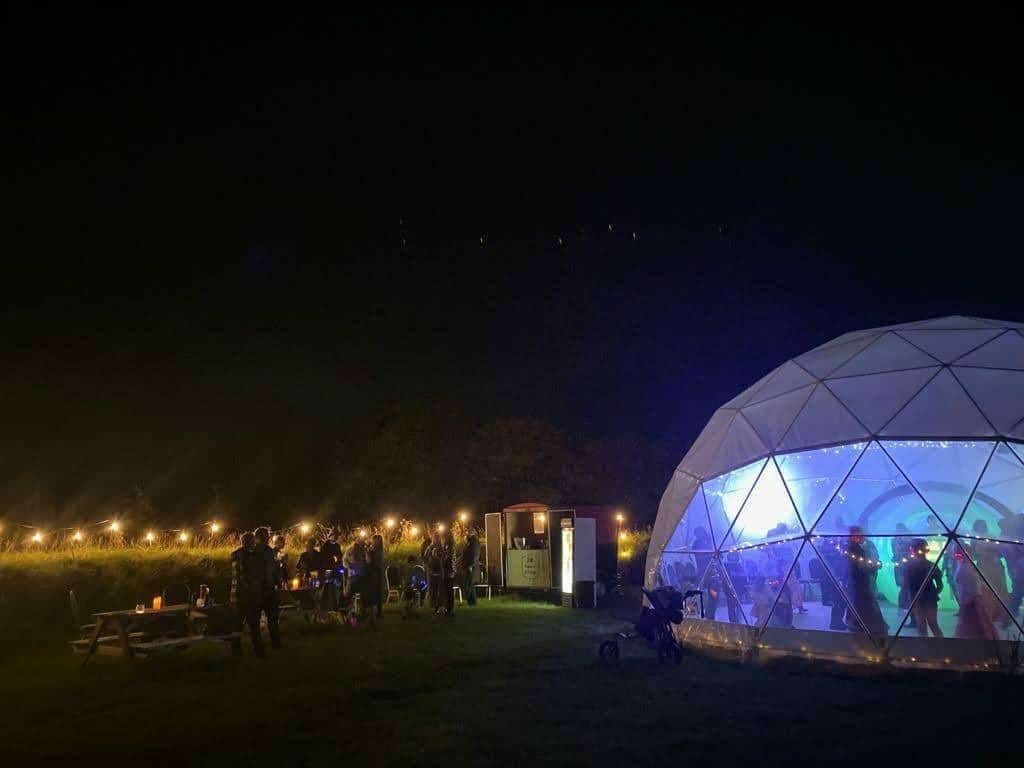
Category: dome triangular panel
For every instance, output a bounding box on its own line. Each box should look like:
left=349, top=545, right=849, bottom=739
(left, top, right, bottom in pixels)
left=882, top=439, right=995, bottom=530
left=827, top=368, right=939, bottom=434
left=898, top=316, right=1005, bottom=330
left=747, top=361, right=818, bottom=405
left=957, top=443, right=1024, bottom=537
left=830, top=333, right=939, bottom=377
left=953, top=367, right=1024, bottom=434
left=706, top=414, right=768, bottom=478
left=813, top=442, right=946, bottom=535
left=775, top=442, right=866, bottom=530
left=881, top=369, right=994, bottom=437
left=720, top=369, right=779, bottom=410
left=741, top=384, right=815, bottom=451
left=723, top=459, right=803, bottom=549
left=954, top=330, right=1024, bottom=370
left=794, top=335, right=879, bottom=379
left=896, top=329, right=1003, bottom=364
left=677, top=409, right=735, bottom=479
left=777, top=384, right=870, bottom=450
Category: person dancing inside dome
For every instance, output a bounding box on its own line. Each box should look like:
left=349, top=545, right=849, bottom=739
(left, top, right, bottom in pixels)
left=845, top=526, right=888, bottom=636
left=971, top=519, right=1010, bottom=620
left=903, top=538, right=943, bottom=637
left=954, top=544, right=999, bottom=640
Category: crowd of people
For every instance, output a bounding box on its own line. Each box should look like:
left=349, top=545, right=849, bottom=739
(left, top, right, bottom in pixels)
left=667, top=516, right=1024, bottom=641
left=227, top=525, right=482, bottom=656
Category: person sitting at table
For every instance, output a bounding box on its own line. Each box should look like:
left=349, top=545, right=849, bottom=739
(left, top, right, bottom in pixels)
left=295, top=539, right=323, bottom=581
left=229, top=532, right=255, bottom=656
left=403, top=555, right=428, bottom=615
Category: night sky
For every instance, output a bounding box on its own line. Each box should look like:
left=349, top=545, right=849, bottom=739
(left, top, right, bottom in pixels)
left=5, top=7, right=1023, bottom=462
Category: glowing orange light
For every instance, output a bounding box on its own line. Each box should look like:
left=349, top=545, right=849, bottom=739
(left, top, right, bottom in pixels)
left=145, top=531, right=155, bottom=543
left=31, top=531, right=44, bottom=543
left=437, top=523, right=446, bottom=533
left=385, top=518, right=396, bottom=529
left=72, top=530, right=83, bottom=542
left=109, top=521, right=121, bottom=533
left=178, top=531, right=189, bottom=542
left=299, top=522, right=311, bottom=535
left=210, top=522, right=222, bottom=534
left=409, top=526, right=420, bottom=537
left=358, top=528, right=368, bottom=538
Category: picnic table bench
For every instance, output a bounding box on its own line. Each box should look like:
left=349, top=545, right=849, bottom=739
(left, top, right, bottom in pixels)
left=74, top=604, right=240, bottom=665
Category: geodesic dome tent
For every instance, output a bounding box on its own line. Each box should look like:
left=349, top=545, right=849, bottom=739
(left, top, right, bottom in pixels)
left=647, top=316, right=1024, bottom=668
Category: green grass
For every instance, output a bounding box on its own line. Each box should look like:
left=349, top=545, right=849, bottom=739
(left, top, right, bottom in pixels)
left=0, top=597, right=1020, bottom=767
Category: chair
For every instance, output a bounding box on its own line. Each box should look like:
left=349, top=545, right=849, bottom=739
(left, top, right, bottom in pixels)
left=385, top=565, right=402, bottom=604
left=68, top=589, right=96, bottom=637
left=162, top=583, right=192, bottom=607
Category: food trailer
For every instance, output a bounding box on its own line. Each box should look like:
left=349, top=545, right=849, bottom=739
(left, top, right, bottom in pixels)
left=485, top=503, right=616, bottom=607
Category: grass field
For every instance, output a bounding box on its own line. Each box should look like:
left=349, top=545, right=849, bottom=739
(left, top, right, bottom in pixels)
left=0, top=596, right=1019, bottom=767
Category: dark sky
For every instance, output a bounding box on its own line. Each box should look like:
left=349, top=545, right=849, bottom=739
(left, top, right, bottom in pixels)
left=5, top=7, right=1023, bottom=455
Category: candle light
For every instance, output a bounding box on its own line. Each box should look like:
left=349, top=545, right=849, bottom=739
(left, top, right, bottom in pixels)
left=152, top=595, right=163, bottom=610
left=291, top=576, right=301, bottom=590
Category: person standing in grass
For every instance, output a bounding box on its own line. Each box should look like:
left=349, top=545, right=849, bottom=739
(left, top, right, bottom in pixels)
left=363, top=533, right=386, bottom=619
left=461, top=527, right=481, bottom=606
left=245, top=527, right=282, bottom=657
left=229, top=531, right=255, bottom=656
left=426, top=531, right=444, bottom=613
left=441, top=528, right=457, bottom=617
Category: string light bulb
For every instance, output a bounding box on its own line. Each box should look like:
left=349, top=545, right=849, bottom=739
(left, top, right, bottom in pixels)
left=615, top=512, right=625, bottom=524
left=458, top=510, right=469, bottom=523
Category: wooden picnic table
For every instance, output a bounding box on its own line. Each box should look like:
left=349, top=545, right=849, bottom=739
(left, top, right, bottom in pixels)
left=78, top=604, right=193, bottom=665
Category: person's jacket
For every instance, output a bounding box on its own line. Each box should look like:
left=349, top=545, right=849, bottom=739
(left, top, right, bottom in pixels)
left=461, top=535, right=481, bottom=570
left=244, top=543, right=279, bottom=595
left=904, top=554, right=943, bottom=602
left=426, top=543, right=444, bottom=577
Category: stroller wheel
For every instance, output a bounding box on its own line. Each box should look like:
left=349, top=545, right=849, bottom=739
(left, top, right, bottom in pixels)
left=599, top=640, right=620, bottom=663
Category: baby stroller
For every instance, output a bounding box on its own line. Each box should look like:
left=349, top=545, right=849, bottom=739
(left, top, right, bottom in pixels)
left=599, top=586, right=701, bottom=664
